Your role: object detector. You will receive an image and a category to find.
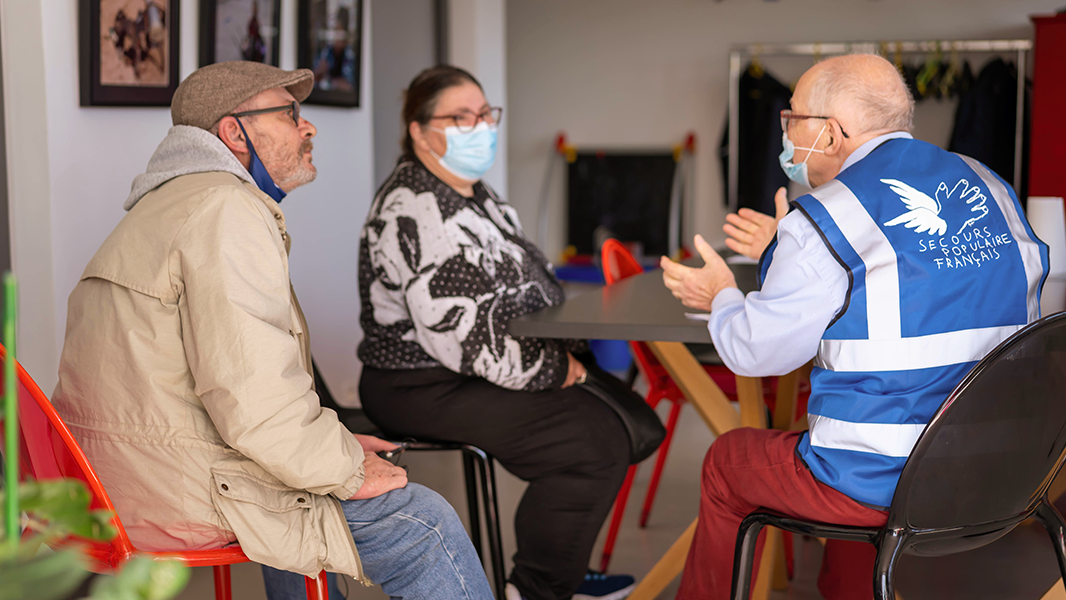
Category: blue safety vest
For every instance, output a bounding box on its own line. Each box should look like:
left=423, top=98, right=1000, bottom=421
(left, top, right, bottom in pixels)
left=760, top=138, right=1049, bottom=507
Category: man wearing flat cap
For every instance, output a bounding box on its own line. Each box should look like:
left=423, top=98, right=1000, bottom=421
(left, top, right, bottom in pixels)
left=52, top=62, right=494, bottom=600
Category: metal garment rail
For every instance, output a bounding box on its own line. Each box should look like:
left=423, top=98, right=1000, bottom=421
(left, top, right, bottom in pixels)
left=726, top=39, right=1033, bottom=213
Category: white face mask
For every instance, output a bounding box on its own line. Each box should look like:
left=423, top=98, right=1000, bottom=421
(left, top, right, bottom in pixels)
left=778, top=123, right=827, bottom=188
left=427, top=122, right=498, bottom=181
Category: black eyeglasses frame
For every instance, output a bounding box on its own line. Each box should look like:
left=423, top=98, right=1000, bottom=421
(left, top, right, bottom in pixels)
left=231, top=100, right=301, bottom=127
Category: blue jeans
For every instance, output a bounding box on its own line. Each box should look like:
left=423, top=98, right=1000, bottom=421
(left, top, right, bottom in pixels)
left=261, top=483, right=494, bottom=600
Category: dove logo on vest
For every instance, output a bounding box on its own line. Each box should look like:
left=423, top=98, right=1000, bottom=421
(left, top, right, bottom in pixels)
left=882, top=177, right=1013, bottom=271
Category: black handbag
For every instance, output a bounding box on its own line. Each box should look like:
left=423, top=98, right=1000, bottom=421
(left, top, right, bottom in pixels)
left=577, top=360, right=667, bottom=465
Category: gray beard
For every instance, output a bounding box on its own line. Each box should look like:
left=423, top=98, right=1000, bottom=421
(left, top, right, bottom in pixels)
left=275, top=162, right=317, bottom=191
left=260, top=138, right=316, bottom=192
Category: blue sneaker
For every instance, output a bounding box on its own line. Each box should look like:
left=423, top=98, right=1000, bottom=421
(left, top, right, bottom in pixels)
left=573, top=570, right=636, bottom=600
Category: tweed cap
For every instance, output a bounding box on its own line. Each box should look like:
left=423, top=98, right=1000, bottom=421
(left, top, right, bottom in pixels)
left=171, top=61, right=314, bottom=130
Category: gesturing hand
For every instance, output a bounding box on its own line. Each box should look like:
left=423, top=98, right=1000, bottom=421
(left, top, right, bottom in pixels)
left=660, top=234, right=738, bottom=312
left=723, top=186, right=789, bottom=260
left=349, top=452, right=409, bottom=500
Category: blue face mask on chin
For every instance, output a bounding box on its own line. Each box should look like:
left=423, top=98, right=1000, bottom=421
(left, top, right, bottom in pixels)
left=429, top=122, right=498, bottom=181
left=778, top=123, right=827, bottom=189
left=234, top=118, right=287, bottom=203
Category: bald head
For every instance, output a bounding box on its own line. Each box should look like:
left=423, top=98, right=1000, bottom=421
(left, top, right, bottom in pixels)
left=799, top=54, right=914, bottom=136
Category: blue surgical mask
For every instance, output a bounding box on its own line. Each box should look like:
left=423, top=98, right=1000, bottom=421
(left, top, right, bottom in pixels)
left=778, top=123, right=827, bottom=188
left=234, top=118, right=287, bottom=203
left=429, top=122, right=498, bottom=181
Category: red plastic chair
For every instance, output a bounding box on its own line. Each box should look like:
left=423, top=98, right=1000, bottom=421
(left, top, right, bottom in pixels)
left=597, top=240, right=809, bottom=573
left=597, top=240, right=746, bottom=570
left=0, top=345, right=329, bottom=600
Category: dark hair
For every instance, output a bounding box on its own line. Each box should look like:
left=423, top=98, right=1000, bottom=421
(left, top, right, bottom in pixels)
left=401, top=65, right=483, bottom=159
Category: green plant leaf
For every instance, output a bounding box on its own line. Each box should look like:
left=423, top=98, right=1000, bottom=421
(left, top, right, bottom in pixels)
left=2, top=479, right=116, bottom=542
left=90, top=557, right=190, bottom=600
left=0, top=548, right=90, bottom=600
left=0, top=479, right=186, bottom=600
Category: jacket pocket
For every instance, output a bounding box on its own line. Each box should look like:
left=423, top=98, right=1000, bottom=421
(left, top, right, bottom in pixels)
left=210, top=463, right=324, bottom=578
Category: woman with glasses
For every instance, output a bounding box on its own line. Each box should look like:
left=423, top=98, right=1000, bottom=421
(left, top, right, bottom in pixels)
left=356, top=66, right=635, bottom=600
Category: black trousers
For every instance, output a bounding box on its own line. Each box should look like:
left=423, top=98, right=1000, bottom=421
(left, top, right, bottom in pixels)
left=360, top=366, right=630, bottom=600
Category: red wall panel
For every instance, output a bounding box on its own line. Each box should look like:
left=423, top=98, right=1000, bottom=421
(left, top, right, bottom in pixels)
left=1030, top=13, right=1066, bottom=199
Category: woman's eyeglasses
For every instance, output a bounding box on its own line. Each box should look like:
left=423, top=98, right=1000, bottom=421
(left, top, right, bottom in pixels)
left=429, top=107, right=503, bottom=133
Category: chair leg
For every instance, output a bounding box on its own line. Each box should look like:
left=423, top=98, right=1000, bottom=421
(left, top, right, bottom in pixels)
left=782, top=531, right=794, bottom=580
left=730, top=514, right=769, bottom=600
left=873, top=529, right=908, bottom=600
left=463, top=452, right=484, bottom=562
left=640, top=399, right=682, bottom=528
left=1034, top=499, right=1066, bottom=585
left=213, top=565, right=232, bottom=600
left=600, top=464, right=638, bottom=572
left=468, top=447, right=507, bottom=600
left=304, top=571, right=329, bottom=600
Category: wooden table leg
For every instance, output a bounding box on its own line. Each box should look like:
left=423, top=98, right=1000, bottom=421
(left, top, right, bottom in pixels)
left=625, top=520, right=786, bottom=600
left=1048, top=471, right=1066, bottom=504
left=751, top=527, right=783, bottom=600
left=769, top=371, right=810, bottom=596
left=772, top=370, right=800, bottom=431
left=626, top=519, right=697, bottom=600
left=646, top=342, right=742, bottom=435
left=1041, top=579, right=1065, bottom=600
left=636, top=341, right=780, bottom=599
left=737, top=376, right=767, bottom=429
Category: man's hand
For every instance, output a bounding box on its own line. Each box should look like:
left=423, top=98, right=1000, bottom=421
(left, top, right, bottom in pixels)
left=561, top=352, right=587, bottom=388
left=353, top=433, right=398, bottom=454
left=723, top=187, right=789, bottom=260
left=349, top=452, right=409, bottom=500
left=661, top=234, right=738, bottom=312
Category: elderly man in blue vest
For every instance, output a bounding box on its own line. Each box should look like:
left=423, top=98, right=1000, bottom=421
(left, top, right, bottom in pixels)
left=662, top=53, right=1050, bottom=599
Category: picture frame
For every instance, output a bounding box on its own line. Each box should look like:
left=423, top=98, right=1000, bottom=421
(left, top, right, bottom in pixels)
left=199, top=0, right=282, bottom=67
left=298, top=0, right=363, bottom=107
left=79, top=0, right=180, bottom=107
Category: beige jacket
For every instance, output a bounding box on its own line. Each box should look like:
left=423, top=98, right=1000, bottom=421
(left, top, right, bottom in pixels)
left=52, top=126, right=367, bottom=581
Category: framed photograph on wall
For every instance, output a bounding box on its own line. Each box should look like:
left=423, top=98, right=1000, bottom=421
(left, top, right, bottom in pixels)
left=199, top=0, right=281, bottom=67
left=79, top=0, right=180, bottom=106
left=298, top=0, right=363, bottom=107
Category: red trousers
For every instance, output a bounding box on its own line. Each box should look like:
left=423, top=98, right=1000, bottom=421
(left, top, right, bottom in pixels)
left=675, top=428, right=889, bottom=600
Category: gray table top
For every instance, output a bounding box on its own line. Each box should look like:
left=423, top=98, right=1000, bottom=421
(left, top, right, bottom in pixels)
left=508, top=261, right=759, bottom=344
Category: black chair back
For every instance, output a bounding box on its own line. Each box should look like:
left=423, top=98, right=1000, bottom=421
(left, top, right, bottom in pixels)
left=887, top=312, right=1066, bottom=556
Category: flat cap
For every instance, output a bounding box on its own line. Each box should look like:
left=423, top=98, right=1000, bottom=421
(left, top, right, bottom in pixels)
left=171, top=61, right=314, bottom=131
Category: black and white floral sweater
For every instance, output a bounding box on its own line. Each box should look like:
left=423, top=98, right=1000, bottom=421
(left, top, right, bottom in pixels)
left=358, top=159, right=586, bottom=391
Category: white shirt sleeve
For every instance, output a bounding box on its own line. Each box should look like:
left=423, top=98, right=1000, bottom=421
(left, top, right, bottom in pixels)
left=708, top=211, right=849, bottom=377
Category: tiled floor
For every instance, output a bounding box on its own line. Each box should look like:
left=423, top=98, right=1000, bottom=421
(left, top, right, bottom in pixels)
left=168, top=399, right=1066, bottom=600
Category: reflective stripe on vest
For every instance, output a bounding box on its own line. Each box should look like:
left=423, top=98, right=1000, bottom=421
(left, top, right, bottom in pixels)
left=815, top=324, right=1023, bottom=372
left=810, top=180, right=901, bottom=340
left=810, top=165, right=1042, bottom=374
left=959, top=156, right=1045, bottom=323
left=807, top=414, right=925, bottom=458
left=788, top=139, right=1048, bottom=506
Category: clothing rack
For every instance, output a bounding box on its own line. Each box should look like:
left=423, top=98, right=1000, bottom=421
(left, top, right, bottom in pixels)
left=727, top=39, right=1033, bottom=213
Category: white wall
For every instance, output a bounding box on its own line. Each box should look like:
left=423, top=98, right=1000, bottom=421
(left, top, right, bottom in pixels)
left=2, top=0, right=376, bottom=401
left=40, top=1, right=200, bottom=398
left=281, top=0, right=375, bottom=406
left=370, top=0, right=438, bottom=188
left=449, top=0, right=508, bottom=197
left=506, top=0, right=1063, bottom=263
left=0, top=0, right=58, bottom=390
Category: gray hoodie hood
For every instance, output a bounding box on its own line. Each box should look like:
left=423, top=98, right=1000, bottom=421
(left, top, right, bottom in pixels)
left=125, top=125, right=254, bottom=211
